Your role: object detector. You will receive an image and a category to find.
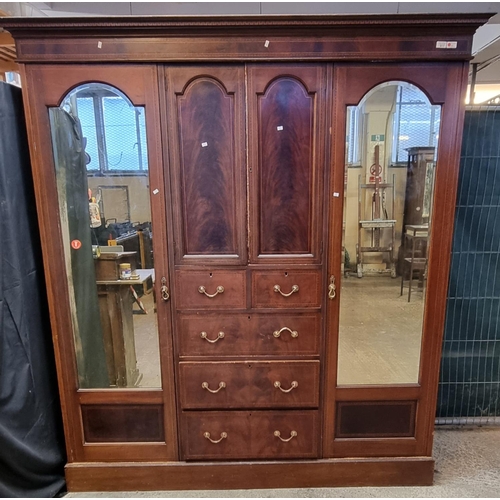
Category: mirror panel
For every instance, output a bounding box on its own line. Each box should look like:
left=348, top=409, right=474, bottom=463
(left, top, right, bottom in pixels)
left=338, top=81, right=440, bottom=385
left=50, top=83, right=161, bottom=388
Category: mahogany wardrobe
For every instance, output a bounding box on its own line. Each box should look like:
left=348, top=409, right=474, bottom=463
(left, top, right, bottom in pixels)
left=2, top=13, right=489, bottom=491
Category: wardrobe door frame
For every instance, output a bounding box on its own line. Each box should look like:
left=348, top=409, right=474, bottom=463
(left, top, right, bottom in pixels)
left=247, top=63, right=328, bottom=265
left=164, top=64, right=247, bottom=267
left=20, top=63, right=178, bottom=462
left=324, top=62, right=470, bottom=458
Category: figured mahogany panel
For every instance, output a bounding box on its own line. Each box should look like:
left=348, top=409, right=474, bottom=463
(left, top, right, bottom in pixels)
left=248, top=64, right=326, bottom=263
left=81, top=404, right=164, bottom=443
left=165, top=66, right=246, bottom=264
left=177, top=313, right=321, bottom=357
left=336, top=401, right=416, bottom=438
left=181, top=410, right=319, bottom=460
left=177, top=80, right=234, bottom=254
left=175, top=270, right=246, bottom=310
left=179, top=360, right=320, bottom=409
left=251, top=270, right=322, bottom=309
left=259, top=78, right=312, bottom=253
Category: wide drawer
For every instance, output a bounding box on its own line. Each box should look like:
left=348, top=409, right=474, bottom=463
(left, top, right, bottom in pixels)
left=177, top=313, right=321, bottom=357
left=181, top=410, right=319, bottom=460
left=179, top=360, right=320, bottom=409
left=251, top=270, right=322, bottom=308
left=175, top=270, right=246, bottom=310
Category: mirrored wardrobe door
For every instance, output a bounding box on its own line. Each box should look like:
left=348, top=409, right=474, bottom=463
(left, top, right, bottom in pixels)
left=338, top=81, right=440, bottom=386
left=50, top=82, right=162, bottom=389
left=323, top=63, right=464, bottom=460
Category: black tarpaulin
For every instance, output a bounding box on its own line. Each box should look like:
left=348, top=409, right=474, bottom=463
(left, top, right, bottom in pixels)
left=0, top=82, right=66, bottom=497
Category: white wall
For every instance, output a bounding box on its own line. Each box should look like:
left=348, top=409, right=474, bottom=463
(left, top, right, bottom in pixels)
left=87, top=175, right=151, bottom=224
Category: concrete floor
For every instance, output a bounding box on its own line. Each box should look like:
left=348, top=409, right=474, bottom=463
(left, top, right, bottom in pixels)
left=66, top=426, right=500, bottom=498
left=338, top=276, right=424, bottom=385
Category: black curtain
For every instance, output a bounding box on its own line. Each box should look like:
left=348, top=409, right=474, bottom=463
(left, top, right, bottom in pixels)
left=0, top=82, right=66, bottom=497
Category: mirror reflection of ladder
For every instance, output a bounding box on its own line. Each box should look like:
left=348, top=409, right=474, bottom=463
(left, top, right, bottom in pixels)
left=356, top=145, right=397, bottom=278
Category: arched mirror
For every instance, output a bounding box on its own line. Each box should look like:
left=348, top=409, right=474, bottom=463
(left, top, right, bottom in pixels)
left=338, top=81, right=440, bottom=385
left=49, top=83, right=161, bottom=388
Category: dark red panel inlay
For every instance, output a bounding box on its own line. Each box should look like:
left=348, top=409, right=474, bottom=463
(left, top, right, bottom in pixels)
left=82, top=404, right=164, bottom=443
left=336, top=401, right=416, bottom=438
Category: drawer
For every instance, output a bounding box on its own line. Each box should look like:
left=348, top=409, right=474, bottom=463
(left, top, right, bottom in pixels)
left=178, top=313, right=321, bottom=357
left=179, top=360, right=319, bottom=409
left=181, top=410, right=319, bottom=460
left=251, top=270, right=322, bottom=308
left=175, top=270, right=246, bottom=310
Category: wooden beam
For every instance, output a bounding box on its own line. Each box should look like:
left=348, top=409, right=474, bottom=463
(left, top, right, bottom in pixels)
left=0, top=60, right=18, bottom=72
left=0, top=46, right=16, bottom=58
left=0, top=32, right=15, bottom=45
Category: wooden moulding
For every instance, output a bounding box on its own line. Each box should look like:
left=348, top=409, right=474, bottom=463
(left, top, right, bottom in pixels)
left=65, top=457, right=434, bottom=491
left=1, top=14, right=491, bottom=63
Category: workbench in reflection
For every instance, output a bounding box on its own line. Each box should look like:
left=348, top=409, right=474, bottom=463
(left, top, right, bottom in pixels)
left=96, top=269, right=153, bottom=387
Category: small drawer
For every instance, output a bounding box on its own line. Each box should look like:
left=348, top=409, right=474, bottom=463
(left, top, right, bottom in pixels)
left=179, top=360, right=320, bottom=409
left=181, top=410, right=319, bottom=460
left=178, top=313, right=321, bottom=357
left=175, top=270, right=246, bottom=310
left=251, top=270, right=322, bottom=308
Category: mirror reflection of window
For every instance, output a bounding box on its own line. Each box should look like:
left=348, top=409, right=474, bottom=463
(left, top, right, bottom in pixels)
left=50, top=83, right=161, bottom=389
left=339, top=81, right=440, bottom=386
left=63, top=84, right=148, bottom=174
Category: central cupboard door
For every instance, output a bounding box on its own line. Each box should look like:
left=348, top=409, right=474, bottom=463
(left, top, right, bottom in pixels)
left=164, top=64, right=328, bottom=460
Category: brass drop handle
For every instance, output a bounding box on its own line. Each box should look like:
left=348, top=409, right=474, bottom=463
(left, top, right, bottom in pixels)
left=160, top=277, right=170, bottom=302
left=201, top=381, right=226, bottom=393
left=328, top=275, right=336, bottom=300
left=198, top=285, right=225, bottom=298
left=274, top=380, right=298, bottom=393
left=204, top=431, right=227, bottom=444
left=273, top=284, right=299, bottom=297
left=274, top=430, right=297, bottom=442
left=273, top=326, right=298, bottom=339
left=200, top=331, right=225, bottom=343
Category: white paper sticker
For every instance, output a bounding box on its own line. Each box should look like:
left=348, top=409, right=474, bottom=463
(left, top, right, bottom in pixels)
left=201, top=142, right=208, bottom=147
left=277, top=125, right=283, bottom=131
left=153, top=189, right=159, bottom=195
left=333, top=192, right=340, bottom=198
left=264, top=40, right=270, bottom=48
left=97, top=41, right=102, bottom=49
left=436, top=41, right=457, bottom=49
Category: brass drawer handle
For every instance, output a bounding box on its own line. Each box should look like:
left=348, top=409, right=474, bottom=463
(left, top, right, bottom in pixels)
left=200, top=331, right=225, bottom=343
left=273, top=284, right=299, bottom=297
left=273, top=326, right=298, bottom=339
left=328, top=275, right=336, bottom=300
left=274, top=430, right=297, bottom=442
left=198, top=285, right=225, bottom=298
left=274, top=380, right=298, bottom=392
left=204, top=431, right=227, bottom=444
left=160, top=277, right=170, bottom=302
left=202, top=381, right=226, bottom=393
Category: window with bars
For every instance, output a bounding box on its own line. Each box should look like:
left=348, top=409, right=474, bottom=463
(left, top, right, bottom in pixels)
left=392, top=84, right=440, bottom=164
left=346, top=82, right=440, bottom=167
left=346, top=106, right=361, bottom=165
left=63, top=84, right=149, bottom=174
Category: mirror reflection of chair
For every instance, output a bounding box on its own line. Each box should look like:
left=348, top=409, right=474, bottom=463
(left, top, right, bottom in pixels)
left=400, top=224, right=429, bottom=302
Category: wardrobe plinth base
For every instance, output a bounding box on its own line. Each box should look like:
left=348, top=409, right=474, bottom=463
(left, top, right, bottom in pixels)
left=66, top=457, right=434, bottom=491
